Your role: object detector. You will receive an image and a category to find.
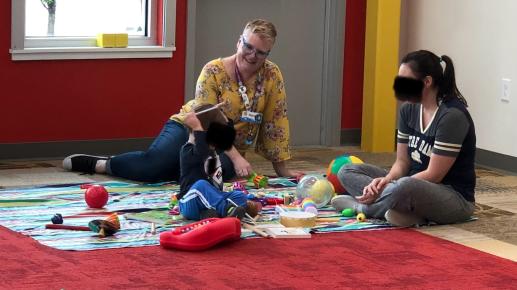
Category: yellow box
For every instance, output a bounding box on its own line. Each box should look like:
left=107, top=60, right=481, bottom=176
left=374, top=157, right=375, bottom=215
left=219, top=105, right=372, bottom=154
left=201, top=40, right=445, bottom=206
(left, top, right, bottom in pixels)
left=96, top=33, right=128, bottom=48
left=96, top=33, right=116, bottom=48
left=115, top=33, right=128, bottom=48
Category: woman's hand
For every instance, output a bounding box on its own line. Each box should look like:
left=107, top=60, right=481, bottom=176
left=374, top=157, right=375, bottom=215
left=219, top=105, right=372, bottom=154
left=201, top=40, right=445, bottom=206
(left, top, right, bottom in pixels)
left=225, top=146, right=253, bottom=177
left=356, top=177, right=392, bottom=204
left=272, top=161, right=304, bottom=178
left=278, top=168, right=305, bottom=178
left=233, top=155, right=253, bottom=177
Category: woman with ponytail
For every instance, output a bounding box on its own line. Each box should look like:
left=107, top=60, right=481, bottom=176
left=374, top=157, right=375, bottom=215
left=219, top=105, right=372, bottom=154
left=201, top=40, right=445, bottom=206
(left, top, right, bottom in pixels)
left=332, top=50, right=476, bottom=227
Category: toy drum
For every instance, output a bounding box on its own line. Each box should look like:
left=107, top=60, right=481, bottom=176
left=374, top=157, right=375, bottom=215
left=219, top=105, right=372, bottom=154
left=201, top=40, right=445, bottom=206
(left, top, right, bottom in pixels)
left=279, top=211, right=316, bottom=228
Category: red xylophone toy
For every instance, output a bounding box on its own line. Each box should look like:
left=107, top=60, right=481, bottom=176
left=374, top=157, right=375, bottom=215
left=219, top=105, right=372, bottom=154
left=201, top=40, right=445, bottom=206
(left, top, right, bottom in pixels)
left=160, top=218, right=241, bottom=251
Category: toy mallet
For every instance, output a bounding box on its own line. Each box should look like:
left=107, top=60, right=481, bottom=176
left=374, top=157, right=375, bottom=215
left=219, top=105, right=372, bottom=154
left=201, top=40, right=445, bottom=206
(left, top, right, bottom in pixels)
left=194, top=102, right=226, bottom=115
left=45, top=224, right=91, bottom=231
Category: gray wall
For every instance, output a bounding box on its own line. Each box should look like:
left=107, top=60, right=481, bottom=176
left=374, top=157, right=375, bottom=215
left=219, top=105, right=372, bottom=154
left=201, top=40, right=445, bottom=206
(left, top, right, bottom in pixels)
left=400, top=0, right=517, bottom=172
left=185, top=0, right=345, bottom=146
left=402, top=0, right=517, bottom=158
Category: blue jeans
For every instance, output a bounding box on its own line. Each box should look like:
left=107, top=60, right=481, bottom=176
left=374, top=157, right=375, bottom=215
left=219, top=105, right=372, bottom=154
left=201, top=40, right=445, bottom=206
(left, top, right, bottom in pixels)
left=106, top=120, right=236, bottom=182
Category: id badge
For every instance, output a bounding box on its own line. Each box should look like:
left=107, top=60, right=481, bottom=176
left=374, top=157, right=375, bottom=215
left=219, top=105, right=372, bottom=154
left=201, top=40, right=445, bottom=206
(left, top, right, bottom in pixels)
left=240, top=111, right=263, bottom=124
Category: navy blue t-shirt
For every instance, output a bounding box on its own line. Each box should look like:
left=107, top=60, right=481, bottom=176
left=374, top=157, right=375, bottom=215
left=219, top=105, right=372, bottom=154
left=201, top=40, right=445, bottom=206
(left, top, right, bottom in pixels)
left=397, top=98, right=476, bottom=202
left=179, top=131, right=223, bottom=200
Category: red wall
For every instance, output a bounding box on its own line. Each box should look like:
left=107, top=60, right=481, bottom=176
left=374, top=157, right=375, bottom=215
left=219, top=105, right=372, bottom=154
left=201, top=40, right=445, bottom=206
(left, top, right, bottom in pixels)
left=0, top=0, right=187, bottom=143
left=342, top=0, right=366, bottom=130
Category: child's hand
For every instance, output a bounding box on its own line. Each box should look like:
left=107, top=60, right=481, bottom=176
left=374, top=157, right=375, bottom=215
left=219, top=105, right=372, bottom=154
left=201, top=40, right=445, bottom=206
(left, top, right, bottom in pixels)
left=184, top=112, right=203, bottom=131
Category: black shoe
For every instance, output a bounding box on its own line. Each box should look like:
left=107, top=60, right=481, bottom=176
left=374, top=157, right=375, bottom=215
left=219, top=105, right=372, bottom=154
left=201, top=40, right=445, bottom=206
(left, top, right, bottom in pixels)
left=62, top=154, right=108, bottom=174
left=199, top=209, right=219, bottom=219
left=226, top=206, right=246, bottom=220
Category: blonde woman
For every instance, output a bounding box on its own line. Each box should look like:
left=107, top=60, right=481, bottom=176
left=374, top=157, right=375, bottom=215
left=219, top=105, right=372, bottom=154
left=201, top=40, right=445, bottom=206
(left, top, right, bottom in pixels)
left=64, top=19, right=303, bottom=182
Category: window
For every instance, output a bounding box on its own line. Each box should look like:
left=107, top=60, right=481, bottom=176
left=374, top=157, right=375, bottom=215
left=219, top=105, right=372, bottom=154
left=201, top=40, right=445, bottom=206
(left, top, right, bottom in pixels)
left=10, top=0, right=176, bottom=61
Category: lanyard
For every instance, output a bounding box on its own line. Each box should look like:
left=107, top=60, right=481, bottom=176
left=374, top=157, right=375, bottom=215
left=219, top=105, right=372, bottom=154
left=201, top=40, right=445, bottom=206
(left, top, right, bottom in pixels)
left=234, top=64, right=264, bottom=145
left=235, top=65, right=251, bottom=111
left=235, top=64, right=263, bottom=112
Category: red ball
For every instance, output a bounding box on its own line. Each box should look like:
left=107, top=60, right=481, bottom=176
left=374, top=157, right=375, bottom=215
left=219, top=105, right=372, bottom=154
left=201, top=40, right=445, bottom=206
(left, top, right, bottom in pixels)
left=85, top=185, right=109, bottom=208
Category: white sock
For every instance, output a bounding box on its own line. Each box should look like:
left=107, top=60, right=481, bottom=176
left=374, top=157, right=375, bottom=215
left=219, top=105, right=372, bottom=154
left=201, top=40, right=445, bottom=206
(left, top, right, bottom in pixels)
left=95, top=160, right=107, bottom=173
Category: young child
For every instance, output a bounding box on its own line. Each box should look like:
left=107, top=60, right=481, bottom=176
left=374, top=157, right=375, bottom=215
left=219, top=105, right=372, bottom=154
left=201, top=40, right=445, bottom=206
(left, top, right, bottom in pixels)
left=178, top=104, right=260, bottom=221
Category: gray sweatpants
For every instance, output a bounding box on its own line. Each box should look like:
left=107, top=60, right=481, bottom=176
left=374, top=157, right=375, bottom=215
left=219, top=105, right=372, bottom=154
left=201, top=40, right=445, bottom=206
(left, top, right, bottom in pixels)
left=337, top=163, right=475, bottom=224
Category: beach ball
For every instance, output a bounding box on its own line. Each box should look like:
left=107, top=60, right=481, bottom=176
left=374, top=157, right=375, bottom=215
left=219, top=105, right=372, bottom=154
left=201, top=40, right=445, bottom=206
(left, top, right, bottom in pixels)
left=295, top=174, right=334, bottom=208
left=85, top=185, right=109, bottom=208
left=326, top=155, right=363, bottom=194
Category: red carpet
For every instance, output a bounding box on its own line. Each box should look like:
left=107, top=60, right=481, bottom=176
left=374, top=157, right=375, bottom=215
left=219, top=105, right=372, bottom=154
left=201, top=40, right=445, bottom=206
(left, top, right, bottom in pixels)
left=1, top=226, right=517, bottom=289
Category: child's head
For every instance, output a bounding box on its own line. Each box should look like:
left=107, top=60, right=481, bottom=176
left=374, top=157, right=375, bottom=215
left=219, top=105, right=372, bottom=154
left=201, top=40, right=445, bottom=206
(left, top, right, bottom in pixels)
left=193, top=104, right=236, bottom=151
left=245, top=200, right=262, bottom=217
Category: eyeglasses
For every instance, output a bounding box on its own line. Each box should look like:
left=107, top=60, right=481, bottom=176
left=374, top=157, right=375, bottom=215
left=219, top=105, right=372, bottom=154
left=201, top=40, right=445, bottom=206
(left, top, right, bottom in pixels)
left=240, top=36, right=270, bottom=59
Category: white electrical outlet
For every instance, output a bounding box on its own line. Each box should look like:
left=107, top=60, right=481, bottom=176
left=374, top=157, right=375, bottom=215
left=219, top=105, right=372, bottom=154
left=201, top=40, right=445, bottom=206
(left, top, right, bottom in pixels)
left=502, top=78, right=511, bottom=102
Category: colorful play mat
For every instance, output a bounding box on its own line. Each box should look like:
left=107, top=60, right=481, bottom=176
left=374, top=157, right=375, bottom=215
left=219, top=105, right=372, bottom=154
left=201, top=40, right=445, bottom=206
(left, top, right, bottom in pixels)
left=0, top=179, right=393, bottom=251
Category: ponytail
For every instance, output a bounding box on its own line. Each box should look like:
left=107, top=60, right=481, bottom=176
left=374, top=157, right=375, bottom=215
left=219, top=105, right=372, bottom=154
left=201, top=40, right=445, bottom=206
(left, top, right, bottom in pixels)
left=439, top=55, right=468, bottom=106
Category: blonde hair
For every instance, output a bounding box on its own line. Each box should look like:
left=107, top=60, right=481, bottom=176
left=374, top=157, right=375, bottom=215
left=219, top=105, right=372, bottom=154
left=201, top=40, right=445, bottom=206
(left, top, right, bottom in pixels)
left=243, top=19, right=277, bottom=43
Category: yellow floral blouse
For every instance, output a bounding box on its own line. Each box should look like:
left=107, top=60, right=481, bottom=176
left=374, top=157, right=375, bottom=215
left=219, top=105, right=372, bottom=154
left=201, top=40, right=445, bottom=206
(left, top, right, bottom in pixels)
left=171, top=58, right=291, bottom=162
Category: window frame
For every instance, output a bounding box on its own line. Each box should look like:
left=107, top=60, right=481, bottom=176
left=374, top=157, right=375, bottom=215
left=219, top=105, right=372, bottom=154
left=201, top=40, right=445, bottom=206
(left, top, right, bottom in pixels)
left=10, top=0, right=176, bottom=61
